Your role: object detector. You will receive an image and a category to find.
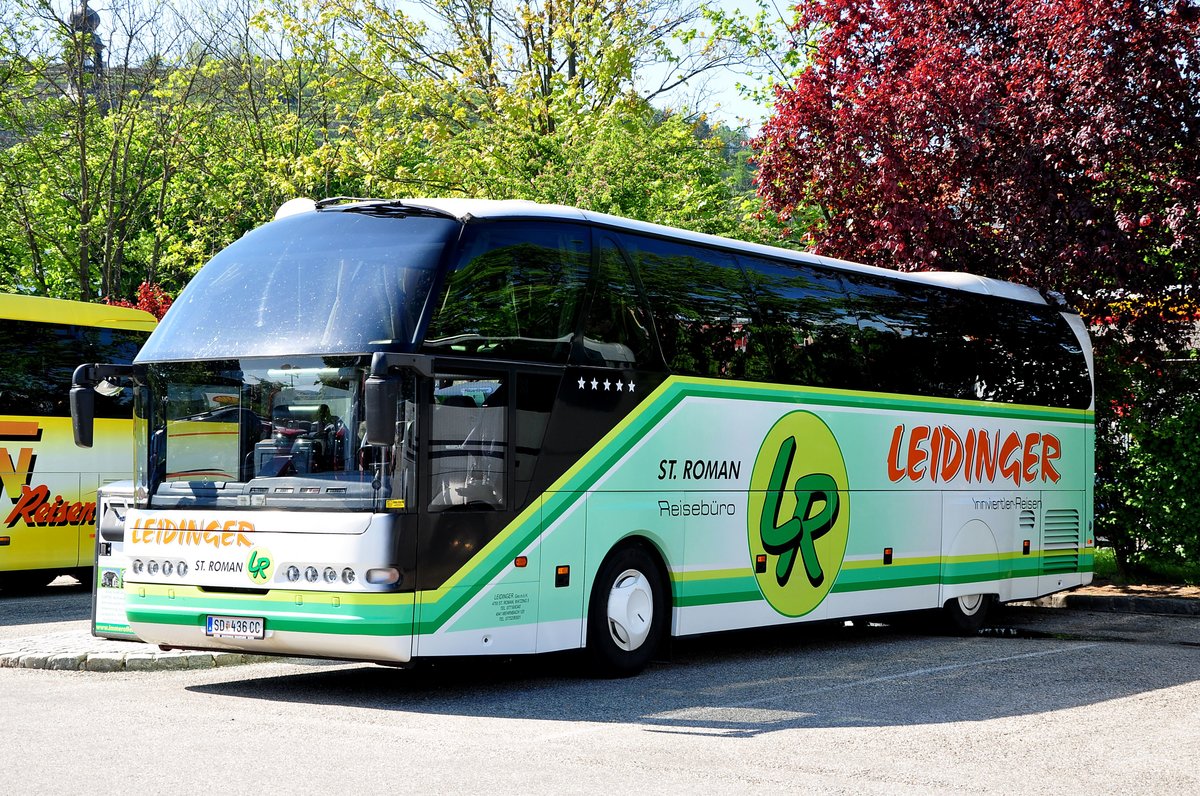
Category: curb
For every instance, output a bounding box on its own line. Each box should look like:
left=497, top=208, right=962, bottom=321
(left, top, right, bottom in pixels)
left=1021, top=592, right=1200, bottom=617
left=0, top=633, right=275, bottom=672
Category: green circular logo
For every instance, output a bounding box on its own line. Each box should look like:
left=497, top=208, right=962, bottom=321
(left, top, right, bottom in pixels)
left=247, top=547, right=274, bottom=584
left=747, top=411, right=850, bottom=617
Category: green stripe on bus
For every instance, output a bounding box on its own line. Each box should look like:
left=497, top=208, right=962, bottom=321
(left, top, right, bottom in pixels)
left=126, top=586, right=414, bottom=636
left=379, top=376, right=1092, bottom=633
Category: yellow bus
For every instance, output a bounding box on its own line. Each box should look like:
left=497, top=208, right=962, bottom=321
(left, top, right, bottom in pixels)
left=0, top=293, right=155, bottom=591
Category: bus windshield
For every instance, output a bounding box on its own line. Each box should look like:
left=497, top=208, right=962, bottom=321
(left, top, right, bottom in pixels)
left=140, top=357, right=415, bottom=512
left=136, top=211, right=460, bottom=362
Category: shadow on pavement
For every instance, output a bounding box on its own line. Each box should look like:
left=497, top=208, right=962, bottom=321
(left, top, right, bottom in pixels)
left=187, top=616, right=1200, bottom=736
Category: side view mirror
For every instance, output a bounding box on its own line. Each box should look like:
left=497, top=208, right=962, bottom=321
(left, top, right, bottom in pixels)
left=364, top=375, right=397, bottom=446
left=71, top=363, right=135, bottom=448
left=70, top=382, right=96, bottom=447
left=364, top=352, right=433, bottom=446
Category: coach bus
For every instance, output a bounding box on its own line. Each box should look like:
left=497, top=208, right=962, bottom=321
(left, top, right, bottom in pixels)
left=71, top=198, right=1094, bottom=675
left=1, top=294, right=155, bottom=591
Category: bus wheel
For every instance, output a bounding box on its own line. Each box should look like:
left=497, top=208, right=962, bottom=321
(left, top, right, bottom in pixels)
left=586, top=545, right=666, bottom=678
left=942, top=593, right=994, bottom=634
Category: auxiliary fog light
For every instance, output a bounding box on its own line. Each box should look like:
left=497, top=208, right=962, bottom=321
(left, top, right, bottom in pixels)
left=285, top=565, right=301, bottom=583
left=341, top=567, right=356, bottom=585
left=147, top=560, right=160, bottom=576
left=304, top=566, right=319, bottom=583
left=132, top=559, right=144, bottom=575
left=323, top=567, right=338, bottom=583
left=365, top=567, right=401, bottom=586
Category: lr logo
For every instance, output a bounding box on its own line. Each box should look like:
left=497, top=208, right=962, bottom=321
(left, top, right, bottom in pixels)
left=247, top=548, right=274, bottom=584
left=747, top=411, right=850, bottom=617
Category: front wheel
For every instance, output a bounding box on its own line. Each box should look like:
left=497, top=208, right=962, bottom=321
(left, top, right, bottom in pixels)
left=942, top=593, right=994, bottom=634
left=586, top=545, right=666, bottom=677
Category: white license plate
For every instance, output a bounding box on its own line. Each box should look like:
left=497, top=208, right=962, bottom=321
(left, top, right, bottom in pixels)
left=205, top=614, right=265, bottom=639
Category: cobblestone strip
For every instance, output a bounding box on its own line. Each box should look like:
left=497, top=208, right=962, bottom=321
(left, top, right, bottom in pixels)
left=0, top=632, right=270, bottom=671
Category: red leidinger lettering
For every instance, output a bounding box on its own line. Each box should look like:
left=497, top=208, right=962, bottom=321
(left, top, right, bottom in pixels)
left=886, top=424, right=1061, bottom=487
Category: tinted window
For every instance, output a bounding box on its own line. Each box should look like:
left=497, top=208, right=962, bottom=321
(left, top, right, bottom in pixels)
left=424, top=222, right=590, bottom=364
left=738, top=255, right=867, bottom=389
left=962, top=295, right=1091, bottom=408
left=839, top=273, right=971, bottom=399
left=138, top=211, right=458, bottom=361
left=620, top=234, right=754, bottom=378
left=0, top=320, right=146, bottom=418
left=580, top=237, right=656, bottom=368
left=840, top=272, right=1091, bottom=408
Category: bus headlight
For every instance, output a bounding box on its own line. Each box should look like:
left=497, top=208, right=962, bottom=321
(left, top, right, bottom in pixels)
left=162, top=560, right=174, bottom=577
left=366, top=567, right=400, bottom=586
left=177, top=561, right=188, bottom=577
left=132, top=559, right=144, bottom=575
left=341, top=567, right=356, bottom=585
left=147, top=560, right=160, bottom=576
left=285, top=565, right=300, bottom=583
left=304, top=566, right=319, bottom=583
left=323, top=567, right=338, bottom=583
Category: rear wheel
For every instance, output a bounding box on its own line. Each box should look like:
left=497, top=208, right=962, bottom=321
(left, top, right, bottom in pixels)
left=586, top=545, right=666, bottom=677
left=942, top=593, right=994, bottom=634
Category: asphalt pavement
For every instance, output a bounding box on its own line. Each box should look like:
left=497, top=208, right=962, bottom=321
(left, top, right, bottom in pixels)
left=1, top=580, right=1196, bottom=672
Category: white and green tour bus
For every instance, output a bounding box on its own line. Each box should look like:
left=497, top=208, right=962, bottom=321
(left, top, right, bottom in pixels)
left=71, top=198, right=1094, bottom=675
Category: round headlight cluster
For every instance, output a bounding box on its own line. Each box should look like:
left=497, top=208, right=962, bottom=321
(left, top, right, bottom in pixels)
left=129, top=559, right=189, bottom=579
left=283, top=563, right=358, bottom=585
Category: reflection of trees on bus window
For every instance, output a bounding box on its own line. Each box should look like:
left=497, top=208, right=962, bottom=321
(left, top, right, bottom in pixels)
left=0, top=320, right=144, bottom=418
left=834, top=272, right=1091, bottom=407
left=423, top=222, right=590, bottom=363
left=620, top=234, right=755, bottom=379
left=581, top=238, right=656, bottom=368
left=738, top=255, right=865, bottom=390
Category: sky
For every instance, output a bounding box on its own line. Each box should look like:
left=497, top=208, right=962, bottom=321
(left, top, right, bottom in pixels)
left=642, top=0, right=789, bottom=131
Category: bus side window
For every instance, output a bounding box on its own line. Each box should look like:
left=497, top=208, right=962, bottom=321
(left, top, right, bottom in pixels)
left=579, top=237, right=656, bottom=368
left=423, top=222, right=590, bottom=363
left=737, top=255, right=865, bottom=389
left=428, top=376, right=507, bottom=511
left=619, top=234, right=754, bottom=378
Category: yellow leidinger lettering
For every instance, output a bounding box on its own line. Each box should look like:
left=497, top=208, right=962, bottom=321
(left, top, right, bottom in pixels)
left=130, top=517, right=256, bottom=549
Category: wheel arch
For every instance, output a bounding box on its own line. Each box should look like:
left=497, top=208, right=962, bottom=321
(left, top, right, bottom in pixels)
left=589, top=532, right=674, bottom=635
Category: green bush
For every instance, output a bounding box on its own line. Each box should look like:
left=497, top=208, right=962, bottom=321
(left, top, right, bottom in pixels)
left=1095, top=353, right=1200, bottom=580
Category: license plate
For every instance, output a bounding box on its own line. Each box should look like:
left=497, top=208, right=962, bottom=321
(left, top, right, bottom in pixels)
left=205, top=614, right=265, bottom=639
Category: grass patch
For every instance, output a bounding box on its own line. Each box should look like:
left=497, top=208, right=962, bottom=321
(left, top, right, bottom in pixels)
left=1093, top=547, right=1119, bottom=579
left=1093, top=547, right=1200, bottom=586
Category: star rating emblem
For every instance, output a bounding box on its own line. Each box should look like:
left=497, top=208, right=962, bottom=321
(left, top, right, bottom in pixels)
left=575, top=375, right=636, bottom=394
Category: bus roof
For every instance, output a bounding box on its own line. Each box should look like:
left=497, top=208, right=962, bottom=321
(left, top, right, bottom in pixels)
left=320, top=198, right=1050, bottom=307
left=0, top=292, right=158, bottom=332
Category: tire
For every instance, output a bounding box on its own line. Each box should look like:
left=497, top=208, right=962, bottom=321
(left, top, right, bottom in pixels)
left=586, top=545, right=667, bottom=678
left=941, top=593, right=994, bottom=634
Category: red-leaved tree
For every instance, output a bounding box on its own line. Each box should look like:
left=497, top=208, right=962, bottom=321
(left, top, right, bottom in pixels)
left=755, top=0, right=1200, bottom=358
left=104, top=281, right=174, bottom=320
left=754, top=0, right=1200, bottom=572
